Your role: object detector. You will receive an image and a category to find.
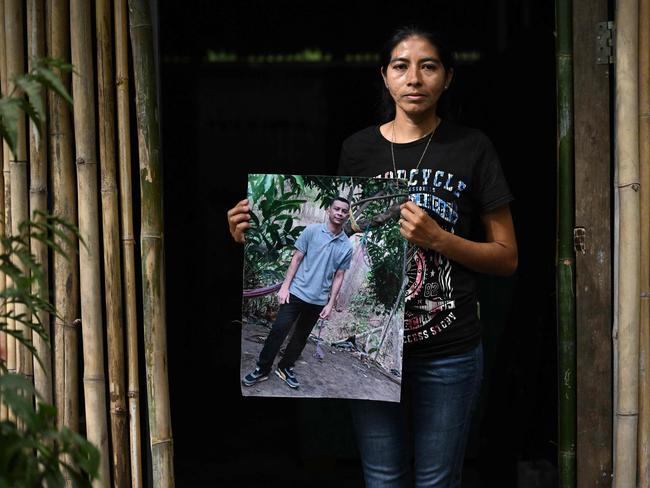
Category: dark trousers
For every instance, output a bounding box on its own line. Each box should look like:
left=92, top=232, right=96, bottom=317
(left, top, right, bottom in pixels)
left=257, top=293, right=323, bottom=372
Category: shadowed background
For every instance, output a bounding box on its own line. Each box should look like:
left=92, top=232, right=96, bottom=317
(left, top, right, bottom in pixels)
left=159, top=1, right=558, bottom=486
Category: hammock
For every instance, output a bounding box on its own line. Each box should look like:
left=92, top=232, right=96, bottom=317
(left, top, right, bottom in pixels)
left=243, top=282, right=282, bottom=298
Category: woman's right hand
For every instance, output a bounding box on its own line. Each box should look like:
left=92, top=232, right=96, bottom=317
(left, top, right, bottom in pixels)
left=227, top=199, right=251, bottom=243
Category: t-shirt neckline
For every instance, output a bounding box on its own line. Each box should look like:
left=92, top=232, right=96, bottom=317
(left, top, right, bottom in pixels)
left=374, top=118, right=446, bottom=148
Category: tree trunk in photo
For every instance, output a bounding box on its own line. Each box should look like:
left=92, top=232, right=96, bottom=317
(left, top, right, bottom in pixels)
left=5, top=0, right=33, bottom=399
left=96, top=0, right=129, bottom=485
left=129, top=0, right=175, bottom=485
left=70, top=0, right=110, bottom=485
left=27, top=0, right=53, bottom=409
left=47, top=3, right=80, bottom=484
left=115, top=0, right=143, bottom=484
left=0, top=0, right=8, bottom=423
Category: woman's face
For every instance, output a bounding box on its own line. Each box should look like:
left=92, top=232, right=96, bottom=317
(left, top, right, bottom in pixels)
left=381, top=36, right=453, bottom=119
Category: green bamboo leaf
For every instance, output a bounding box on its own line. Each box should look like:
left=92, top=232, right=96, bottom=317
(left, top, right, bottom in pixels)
left=35, top=56, right=75, bottom=73
left=33, top=65, right=73, bottom=105
left=15, top=76, right=45, bottom=123
left=0, top=97, right=22, bottom=155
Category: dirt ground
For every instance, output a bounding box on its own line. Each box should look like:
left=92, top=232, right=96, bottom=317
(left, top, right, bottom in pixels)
left=240, top=320, right=401, bottom=401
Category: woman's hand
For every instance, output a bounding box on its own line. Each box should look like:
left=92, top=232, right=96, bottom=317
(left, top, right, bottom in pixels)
left=399, top=200, right=517, bottom=276
left=399, top=201, right=447, bottom=251
left=227, top=199, right=251, bottom=243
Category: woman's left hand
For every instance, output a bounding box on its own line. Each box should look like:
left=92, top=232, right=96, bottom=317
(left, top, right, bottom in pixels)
left=399, top=201, right=447, bottom=251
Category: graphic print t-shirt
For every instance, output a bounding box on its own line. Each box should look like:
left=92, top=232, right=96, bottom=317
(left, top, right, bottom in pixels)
left=337, top=119, right=513, bottom=359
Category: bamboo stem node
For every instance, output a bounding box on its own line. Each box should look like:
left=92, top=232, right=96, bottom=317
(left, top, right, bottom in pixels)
left=617, top=182, right=641, bottom=191
left=151, top=437, right=173, bottom=447
left=75, top=157, right=95, bottom=166
left=83, top=376, right=107, bottom=384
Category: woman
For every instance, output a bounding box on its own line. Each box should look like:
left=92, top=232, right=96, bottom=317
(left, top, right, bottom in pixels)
left=228, top=25, right=517, bottom=488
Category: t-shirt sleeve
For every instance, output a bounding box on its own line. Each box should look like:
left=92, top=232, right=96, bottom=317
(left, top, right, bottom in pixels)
left=294, top=226, right=311, bottom=254
left=473, top=134, right=514, bottom=212
left=338, top=245, right=353, bottom=270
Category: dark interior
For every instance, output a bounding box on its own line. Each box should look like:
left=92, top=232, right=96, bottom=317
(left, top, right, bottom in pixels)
left=159, top=1, right=559, bottom=486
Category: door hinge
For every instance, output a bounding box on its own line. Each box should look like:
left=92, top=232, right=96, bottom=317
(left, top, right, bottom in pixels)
left=596, top=21, right=615, bottom=65
left=573, top=227, right=586, bottom=254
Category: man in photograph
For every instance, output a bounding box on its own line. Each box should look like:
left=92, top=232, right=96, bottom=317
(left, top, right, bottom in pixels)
left=242, top=196, right=354, bottom=389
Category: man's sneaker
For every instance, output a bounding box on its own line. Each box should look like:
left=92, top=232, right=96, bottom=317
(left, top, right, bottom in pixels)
left=275, top=367, right=300, bottom=389
left=242, top=367, right=269, bottom=387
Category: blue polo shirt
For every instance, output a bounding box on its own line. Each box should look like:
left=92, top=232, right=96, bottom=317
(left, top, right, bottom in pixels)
left=289, top=223, right=353, bottom=306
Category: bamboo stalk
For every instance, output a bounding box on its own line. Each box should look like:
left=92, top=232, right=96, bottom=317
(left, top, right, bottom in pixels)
left=637, top=0, right=650, bottom=483
left=0, top=0, right=14, bottom=425
left=128, top=0, right=175, bottom=485
left=613, top=0, right=640, bottom=486
left=115, top=0, right=143, bottom=484
left=0, top=0, right=7, bottom=423
left=69, top=0, right=110, bottom=485
left=5, top=0, right=32, bottom=395
left=48, top=2, right=80, bottom=484
left=555, top=0, right=576, bottom=485
left=96, top=0, right=129, bottom=485
left=47, top=0, right=80, bottom=469
left=27, top=0, right=52, bottom=409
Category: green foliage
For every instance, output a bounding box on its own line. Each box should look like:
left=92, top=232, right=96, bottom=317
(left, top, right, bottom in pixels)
left=348, top=289, right=372, bottom=335
left=0, top=374, right=99, bottom=488
left=244, top=174, right=407, bottom=316
left=364, top=224, right=407, bottom=311
left=0, top=59, right=98, bottom=486
left=245, top=174, right=306, bottom=289
left=347, top=177, right=407, bottom=312
left=0, top=57, right=73, bottom=157
left=0, top=212, right=98, bottom=486
left=0, top=212, right=81, bottom=371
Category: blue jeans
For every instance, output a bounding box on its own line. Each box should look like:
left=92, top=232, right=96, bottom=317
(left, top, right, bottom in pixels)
left=350, top=344, right=483, bottom=488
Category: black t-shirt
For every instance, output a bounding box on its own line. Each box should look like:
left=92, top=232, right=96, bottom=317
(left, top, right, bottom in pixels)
left=337, top=119, right=513, bottom=359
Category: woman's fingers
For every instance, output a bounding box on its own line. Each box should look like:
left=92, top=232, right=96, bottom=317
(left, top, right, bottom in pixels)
left=227, top=198, right=251, bottom=243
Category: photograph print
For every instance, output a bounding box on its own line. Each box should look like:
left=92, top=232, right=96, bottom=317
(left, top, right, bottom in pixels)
left=241, top=174, right=408, bottom=401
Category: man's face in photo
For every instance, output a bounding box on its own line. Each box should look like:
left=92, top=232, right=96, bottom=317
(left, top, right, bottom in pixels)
left=327, top=200, right=350, bottom=226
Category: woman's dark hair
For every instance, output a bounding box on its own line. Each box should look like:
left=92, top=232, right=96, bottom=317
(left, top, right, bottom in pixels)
left=379, top=25, right=455, bottom=121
